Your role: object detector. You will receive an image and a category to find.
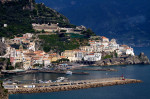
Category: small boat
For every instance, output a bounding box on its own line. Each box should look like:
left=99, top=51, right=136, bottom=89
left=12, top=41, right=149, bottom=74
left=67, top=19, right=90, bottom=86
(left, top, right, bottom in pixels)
left=66, top=71, right=72, bottom=75
left=45, top=80, right=52, bottom=83
left=38, top=80, right=44, bottom=83
left=56, top=77, right=68, bottom=82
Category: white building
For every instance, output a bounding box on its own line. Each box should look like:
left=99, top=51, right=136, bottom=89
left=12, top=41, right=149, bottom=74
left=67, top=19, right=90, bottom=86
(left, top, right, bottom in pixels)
left=28, top=42, right=35, bottom=51
left=126, top=48, right=134, bottom=56
left=23, top=33, right=33, bottom=38
left=84, top=53, right=102, bottom=61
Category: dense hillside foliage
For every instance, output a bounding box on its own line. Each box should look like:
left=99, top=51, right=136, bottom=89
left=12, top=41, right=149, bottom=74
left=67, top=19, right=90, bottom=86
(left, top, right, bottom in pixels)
left=0, top=0, right=34, bottom=38
left=38, top=34, right=89, bottom=53
left=37, top=0, right=150, bottom=47
left=0, top=0, right=74, bottom=38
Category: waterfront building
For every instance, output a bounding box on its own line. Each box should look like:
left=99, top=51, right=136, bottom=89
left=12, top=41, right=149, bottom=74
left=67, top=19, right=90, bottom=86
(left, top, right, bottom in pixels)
left=49, top=53, right=60, bottom=62
left=119, top=45, right=135, bottom=56
left=61, top=50, right=77, bottom=62
left=23, top=57, right=31, bottom=70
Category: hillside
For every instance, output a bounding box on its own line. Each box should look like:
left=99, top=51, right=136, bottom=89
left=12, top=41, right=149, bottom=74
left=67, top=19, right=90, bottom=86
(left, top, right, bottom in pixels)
left=0, top=0, right=74, bottom=38
left=38, top=33, right=89, bottom=53
left=38, top=0, right=150, bottom=47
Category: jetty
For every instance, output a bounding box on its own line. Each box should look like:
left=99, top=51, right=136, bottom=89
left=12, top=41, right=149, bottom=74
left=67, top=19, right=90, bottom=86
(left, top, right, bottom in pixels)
left=74, top=68, right=117, bottom=71
left=4, top=77, right=142, bottom=94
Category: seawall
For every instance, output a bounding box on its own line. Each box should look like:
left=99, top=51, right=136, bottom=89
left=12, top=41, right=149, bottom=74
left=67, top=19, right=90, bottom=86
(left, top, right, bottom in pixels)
left=7, top=78, right=142, bottom=94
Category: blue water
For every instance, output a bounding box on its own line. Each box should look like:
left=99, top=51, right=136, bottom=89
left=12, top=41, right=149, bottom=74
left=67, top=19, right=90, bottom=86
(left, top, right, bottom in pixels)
left=9, top=47, right=150, bottom=99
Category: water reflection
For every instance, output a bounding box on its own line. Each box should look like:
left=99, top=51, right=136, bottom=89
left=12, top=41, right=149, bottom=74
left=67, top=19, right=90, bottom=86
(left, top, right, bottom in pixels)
left=3, top=64, right=149, bottom=83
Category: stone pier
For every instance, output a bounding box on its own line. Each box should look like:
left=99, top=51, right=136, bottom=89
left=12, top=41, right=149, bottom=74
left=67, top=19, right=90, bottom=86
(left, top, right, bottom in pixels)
left=6, top=78, right=142, bottom=94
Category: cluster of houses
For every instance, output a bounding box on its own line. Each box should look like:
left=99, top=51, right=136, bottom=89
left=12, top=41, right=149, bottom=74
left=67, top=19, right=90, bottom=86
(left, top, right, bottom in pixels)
left=61, top=36, right=134, bottom=62
left=0, top=33, right=134, bottom=70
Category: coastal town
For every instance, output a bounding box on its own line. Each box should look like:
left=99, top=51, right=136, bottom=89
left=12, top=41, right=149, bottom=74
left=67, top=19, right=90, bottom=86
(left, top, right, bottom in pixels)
left=0, top=23, right=135, bottom=71
left=1, top=1, right=150, bottom=99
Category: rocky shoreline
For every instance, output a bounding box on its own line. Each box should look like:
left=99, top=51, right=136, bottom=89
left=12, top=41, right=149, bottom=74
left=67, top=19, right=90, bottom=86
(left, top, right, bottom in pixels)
left=94, top=52, right=150, bottom=66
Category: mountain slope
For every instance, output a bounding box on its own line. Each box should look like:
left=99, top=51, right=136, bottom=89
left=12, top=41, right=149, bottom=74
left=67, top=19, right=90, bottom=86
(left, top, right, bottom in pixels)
left=0, top=0, right=73, bottom=38
left=37, top=0, right=150, bottom=47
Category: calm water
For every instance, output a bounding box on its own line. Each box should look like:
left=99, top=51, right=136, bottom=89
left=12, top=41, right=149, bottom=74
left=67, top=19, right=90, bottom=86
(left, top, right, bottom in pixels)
left=9, top=47, right=150, bottom=99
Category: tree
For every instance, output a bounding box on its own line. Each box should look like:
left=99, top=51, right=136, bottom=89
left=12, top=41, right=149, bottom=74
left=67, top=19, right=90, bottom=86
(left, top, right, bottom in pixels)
left=42, top=29, right=45, bottom=33
left=81, top=28, right=96, bottom=38
left=15, top=62, right=23, bottom=69
left=58, top=58, right=69, bottom=63
left=6, top=66, right=14, bottom=70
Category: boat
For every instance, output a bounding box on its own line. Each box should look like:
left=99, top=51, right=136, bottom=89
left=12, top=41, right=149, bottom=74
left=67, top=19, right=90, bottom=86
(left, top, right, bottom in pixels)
left=45, top=80, right=52, bottom=83
left=66, top=71, right=72, bottom=75
left=56, top=77, right=68, bottom=82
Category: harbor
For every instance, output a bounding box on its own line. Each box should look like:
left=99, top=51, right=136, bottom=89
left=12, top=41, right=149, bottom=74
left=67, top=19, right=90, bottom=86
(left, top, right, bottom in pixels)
left=1, top=69, right=89, bottom=75
left=4, top=77, right=142, bottom=94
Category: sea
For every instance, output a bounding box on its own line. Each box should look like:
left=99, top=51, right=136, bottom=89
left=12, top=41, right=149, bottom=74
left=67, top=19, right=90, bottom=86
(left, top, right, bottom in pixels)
left=9, top=47, right=150, bottom=99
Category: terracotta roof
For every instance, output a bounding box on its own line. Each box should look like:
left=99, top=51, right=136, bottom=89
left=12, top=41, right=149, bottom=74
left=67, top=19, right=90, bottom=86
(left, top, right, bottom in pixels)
left=16, top=50, right=20, bottom=51
left=89, top=41, right=95, bottom=42
left=60, top=56, right=66, bottom=58
left=73, top=49, right=81, bottom=52
left=34, top=51, right=44, bottom=54
left=126, top=48, right=131, bottom=49
left=101, top=36, right=108, bottom=39
left=121, top=45, right=129, bottom=48
left=100, top=45, right=104, bottom=47
left=88, top=54, right=94, bottom=55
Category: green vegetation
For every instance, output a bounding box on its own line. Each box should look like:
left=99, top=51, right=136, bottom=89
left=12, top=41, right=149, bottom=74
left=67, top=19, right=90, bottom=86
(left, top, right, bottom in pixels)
left=39, top=34, right=89, bottom=53
left=81, top=28, right=96, bottom=38
left=41, top=29, right=46, bottom=33
left=0, top=58, right=12, bottom=70
left=6, top=66, right=14, bottom=70
left=0, top=0, right=34, bottom=38
left=33, top=63, right=43, bottom=68
left=31, top=3, right=75, bottom=27
left=15, top=62, right=23, bottom=69
left=52, top=58, right=69, bottom=64
left=102, top=55, right=113, bottom=59
left=58, top=58, right=69, bottom=63
left=115, top=52, right=118, bottom=58
left=0, top=0, right=74, bottom=38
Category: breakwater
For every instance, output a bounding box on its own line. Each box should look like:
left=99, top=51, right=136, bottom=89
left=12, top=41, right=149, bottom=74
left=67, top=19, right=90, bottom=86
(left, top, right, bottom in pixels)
left=74, top=68, right=117, bottom=71
left=6, top=78, right=142, bottom=94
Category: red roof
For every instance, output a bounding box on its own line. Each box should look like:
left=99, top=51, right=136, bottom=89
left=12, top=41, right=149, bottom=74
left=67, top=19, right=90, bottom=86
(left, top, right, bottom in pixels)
left=101, top=36, right=108, bottom=39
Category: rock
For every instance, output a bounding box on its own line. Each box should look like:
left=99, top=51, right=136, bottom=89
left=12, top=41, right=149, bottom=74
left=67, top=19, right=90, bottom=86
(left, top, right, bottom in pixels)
left=95, top=53, right=150, bottom=66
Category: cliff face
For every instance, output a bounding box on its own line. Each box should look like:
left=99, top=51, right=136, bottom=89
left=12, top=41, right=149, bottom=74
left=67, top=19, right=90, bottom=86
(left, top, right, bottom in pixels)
left=95, top=53, right=150, bottom=66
